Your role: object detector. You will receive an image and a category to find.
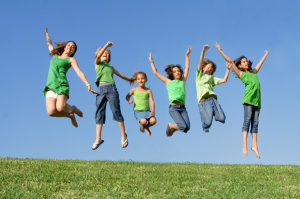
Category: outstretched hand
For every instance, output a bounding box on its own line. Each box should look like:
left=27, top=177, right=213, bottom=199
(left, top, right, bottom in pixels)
left=186, top=46, right=192, bottom=56
left=106, top=41, right=113, bottom=47
left=265, top=50, right=269, bottom=55
left=128, top=99, right=133, bottom=104
left=215, top=43, right=221, bottom=51
left=203, top=44, right=210, bottom=52
left=149, top=52, right=153, bottom=62
left=226, top=62, right=232, bottom=69
left=88, top=85, right=99, bottom=95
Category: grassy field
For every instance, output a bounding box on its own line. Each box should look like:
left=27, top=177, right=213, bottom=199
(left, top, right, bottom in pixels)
left=0, top=158, right=299, bottom=198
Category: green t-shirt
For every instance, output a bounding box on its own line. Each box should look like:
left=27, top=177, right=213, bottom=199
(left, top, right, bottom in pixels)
left=240, top=72, right=261, bottom=108
left=133, top=89, right=150, bottom=111
left=95, top=61, right=114, bottom=86
left=166, top=80, right=185, bottom=105
left=42, top=55, right=71, bottom=98
left=196, top=70, right=221, bottom=103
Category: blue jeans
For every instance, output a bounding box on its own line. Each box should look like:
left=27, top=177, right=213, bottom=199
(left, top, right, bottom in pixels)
left=198, top=97, right=225, bottom=132
left=169, top=105, right=190, bottom=133
left=242, top=103, right=260, bottom=133
left=95, top=84, right=124, bottom=124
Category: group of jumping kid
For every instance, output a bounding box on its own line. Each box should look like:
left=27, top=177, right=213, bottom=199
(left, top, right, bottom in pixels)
left=43, top=28, right=269, bottom=158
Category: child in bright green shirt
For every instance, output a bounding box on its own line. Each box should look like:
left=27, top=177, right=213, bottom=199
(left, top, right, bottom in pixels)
left=216, top=43, right=269, bottom=159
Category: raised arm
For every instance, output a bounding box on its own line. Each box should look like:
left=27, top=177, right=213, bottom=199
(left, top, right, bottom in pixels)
left=182, top=46, right=192, bottom=83
left=70, top=57, right=98, bottom=94
left=113, top=68, right=134, bottom=84
left=149, top=89, right=155, bottom=117
left=149, top=52, right=170, bottom=84
left=218, top=62, right=231, bottom=84
left=253, top=50, right=269, bottom=73
left=94, top=41, right=113, bottom=66
left=197, top=44, right=210, bottom=72
left=44, top=28, right=54, bottom=53
left=126, top=88, right=134, bottom=104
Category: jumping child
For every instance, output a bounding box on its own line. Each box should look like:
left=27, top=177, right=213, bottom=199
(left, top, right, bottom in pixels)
left=42, top=28, right=97, bottom=127
left=149, top=47, right=191, bottom=136
left=215, top=43, right=269, bottom=158
left=126, top=72, right=156, bottom=136
left=196, top=44, right=231, bottom=132
left=92, top=41, right=133, bottom=150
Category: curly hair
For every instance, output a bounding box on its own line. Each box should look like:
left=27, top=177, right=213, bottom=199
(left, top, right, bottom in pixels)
left=164, top=64, right=183, bottom=80
left=50, top=41, right=77, bottom=57
left=94, top=48, right=111, bottom=63
left=202, top=58, right=216, bottom=75
left=234, top=56, right=253, bottom=72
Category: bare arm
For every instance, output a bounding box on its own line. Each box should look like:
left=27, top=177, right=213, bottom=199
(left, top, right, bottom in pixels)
left=149, top=52, right=170, bottom=84
left=113, top=67, right=134, bottom=84
left=70, top=58, right=98, bottom=94
left=253, top=50, right=269, bottom=73
left=126, top=88, right=134, bottom=104
left=218, top=62, right=231, bottom=84
left=182, top=46, right=192, bottom=83
left=149, top=89, right=155, bottom=117
left=44, top=28, right=54, bottom=54
left=197, top=44, right=210, bottom=72
left=215, top=43, right=233, bottom=63
left=94, top=41, right=113, bottom=66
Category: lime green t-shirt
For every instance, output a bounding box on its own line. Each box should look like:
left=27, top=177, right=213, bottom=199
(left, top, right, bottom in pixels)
left=95, top=61, right=114, bottom=86
left=133, top=89, right=150, bottom=111
left=195, top=70, right=221, bottom=103
left=42, top=55, right=71, bottom=98
left=240, top=72, right=261, bottom=108
left=166, top=80, right=185, bottom=105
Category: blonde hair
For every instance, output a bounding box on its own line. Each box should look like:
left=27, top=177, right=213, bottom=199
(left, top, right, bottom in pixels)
left=94, top=47, right=111, bottom=63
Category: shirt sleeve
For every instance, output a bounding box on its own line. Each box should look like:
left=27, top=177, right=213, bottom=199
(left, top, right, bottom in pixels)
left=212, top=76, right=222, bottom=86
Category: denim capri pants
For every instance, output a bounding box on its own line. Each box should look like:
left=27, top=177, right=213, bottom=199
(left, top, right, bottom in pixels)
left=169, top=105, right=190, bottom=133
left=95, top=83, right=124, bottom=124
left=242, top=103, right=260, bottom=133
left=134, top=110, right=151, bottom=121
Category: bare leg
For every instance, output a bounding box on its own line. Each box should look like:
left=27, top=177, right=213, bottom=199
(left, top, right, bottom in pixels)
left=242, top=131, right=248, bottom=156
left=145, top=117, right=157, bottom=136
left=56, top=95, right=83, bottom=117
left=92, top=124, right=104, bottom=149
left=118, top=122, right=128, bottom=147
left=166, top=123, right=178, bottom=136
left=251, top=132, right=260, bottom=158
left=46, top=97, right=78, bottom=127
left=139, top=118, right=147, bottom=133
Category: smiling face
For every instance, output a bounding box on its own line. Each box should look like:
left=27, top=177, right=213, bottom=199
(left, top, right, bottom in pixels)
left=136, top=73, right=147, bottom=87
left=100, top=50, right=111, bottom=62
left=172, top=66, right=182, bottom=80
left=239, top=58, right=249, bottom=70
left=64, top=42, right=76, bottom=57
left=203, top=63, right=214, bottom=75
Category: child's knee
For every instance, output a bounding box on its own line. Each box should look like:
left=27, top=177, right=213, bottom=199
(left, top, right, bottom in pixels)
left=47, top=107, right=57, bottom=116
left=149, top=117, right=156, bottom=125
left=56, top=104, right=66, bottom=112
left=139, top=118, right=147, bottom=125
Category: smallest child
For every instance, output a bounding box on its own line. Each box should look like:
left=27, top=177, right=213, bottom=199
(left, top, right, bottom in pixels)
left=126, top=71, right=156, bottom=136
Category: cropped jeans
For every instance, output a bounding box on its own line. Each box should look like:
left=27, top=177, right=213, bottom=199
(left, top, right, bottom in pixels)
left=198, top=97, right=226, bottom=132
left=169, top=105, right=190, bottom=133
left=242, top=103, right=260, bottom=133
left=95, top=84, right=124, bottom=124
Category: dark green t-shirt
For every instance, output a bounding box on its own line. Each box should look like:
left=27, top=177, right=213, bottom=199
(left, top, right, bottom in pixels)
left=95, top=61, right=114, bottom=86
left=240, top=72, right=261, bottom=108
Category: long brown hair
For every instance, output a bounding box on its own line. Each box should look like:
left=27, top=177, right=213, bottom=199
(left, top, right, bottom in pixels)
left=165, top=64, right=183, bottom=80
left=50, top=41, right=77, bottom=57
left=234, top=56, right=253, bottom=72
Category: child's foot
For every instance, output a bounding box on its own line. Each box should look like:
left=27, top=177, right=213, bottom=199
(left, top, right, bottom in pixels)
left=121, top=134, right=128, bottom=148
left=72, top=106, right=83, bottom=117
left=69, top=113, right=78, bottom=127
left=140, top=125, right=145, bottom=133
left=251, top=146, right=260, bottom=159
left=166, top=124, right=176, bottom=137
left=92, top=139, right=104, bottom=150
left=145, top=127, right=151, bottom=136
left=242, top=147, right=248, bottom=156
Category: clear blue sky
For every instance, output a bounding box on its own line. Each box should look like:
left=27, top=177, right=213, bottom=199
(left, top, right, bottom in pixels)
left=1, top=0, right=299, bottom=165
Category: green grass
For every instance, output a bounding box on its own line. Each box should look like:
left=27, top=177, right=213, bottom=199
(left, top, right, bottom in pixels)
left=0, top=158, right=299, bottom=198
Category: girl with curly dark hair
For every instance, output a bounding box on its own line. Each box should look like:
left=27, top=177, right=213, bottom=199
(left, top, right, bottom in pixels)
left=149, top=47, right=191, bottom=137
left=42, top=28, right=97, bottom=128
left=216, top=43, right=269, bottom=159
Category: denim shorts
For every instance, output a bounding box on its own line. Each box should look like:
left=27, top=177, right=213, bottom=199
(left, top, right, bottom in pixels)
left=169, top=105, right=190, bottom=133
left=134, top=110, right=151, bottom=121
left=95, top=83, right=124, bottom=124
left=242, top=103, right=260, bottom=133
